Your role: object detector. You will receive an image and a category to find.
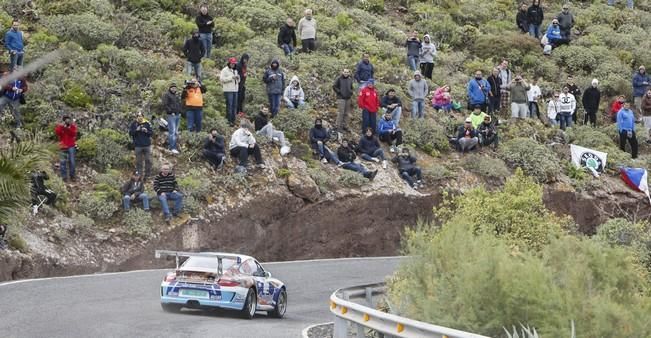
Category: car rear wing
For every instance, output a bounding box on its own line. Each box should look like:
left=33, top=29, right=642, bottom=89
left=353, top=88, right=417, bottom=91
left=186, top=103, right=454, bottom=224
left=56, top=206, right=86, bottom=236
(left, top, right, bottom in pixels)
left=155, top=250, right=242, bottom=275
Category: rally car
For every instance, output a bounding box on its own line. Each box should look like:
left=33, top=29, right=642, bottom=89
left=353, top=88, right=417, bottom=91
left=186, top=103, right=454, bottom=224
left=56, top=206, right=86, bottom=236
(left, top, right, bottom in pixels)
left=156, top=250, right=287, bottom=319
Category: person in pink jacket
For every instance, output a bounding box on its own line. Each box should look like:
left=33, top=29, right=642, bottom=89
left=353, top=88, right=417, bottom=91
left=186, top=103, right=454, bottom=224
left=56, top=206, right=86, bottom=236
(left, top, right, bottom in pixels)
left=432, top=85, right=459, bottom=113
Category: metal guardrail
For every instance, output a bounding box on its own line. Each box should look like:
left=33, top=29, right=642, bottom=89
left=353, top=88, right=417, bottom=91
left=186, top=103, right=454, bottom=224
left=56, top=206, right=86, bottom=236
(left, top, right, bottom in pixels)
left=329, top=283, right=491, bottom=338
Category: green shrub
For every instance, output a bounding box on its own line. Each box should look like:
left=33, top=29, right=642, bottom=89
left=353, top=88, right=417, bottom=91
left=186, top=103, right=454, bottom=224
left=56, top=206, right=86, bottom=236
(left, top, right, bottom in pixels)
left=276, top=168, right=291, bottom=178
left=78, top=191, right=119, bottom=221
left=214, top=172, right=249, bottom=192
left=308, top=167, right=335, bottom=192
left=76, top=135, right=98, bottom=160
left=42, top=13, right=120, bottom=49
left=403, top=118, right=450, bottom=154
left=499, top=138, right=561, bottom=183
left=233, top=2, right=286, bottom=32
left=124, top=208, right=154, bottom=237
left=595, top=218, right=651, bottom=272
left=61, top=84, right=93, bottom=108
left=462, top=154, right=510, bottom=180
left=95, top=138, right=130, bottom=170
left=178, top=169, right=212, bottom=199
left=272, top=107, right=314, bottom=141
left=337, top=170, right=368, bottom=187
left=8, top=233, right=28, bottom=253
left=356, top=0, right=384, bottom=14
left=423, top=163, right=454, bottom=182
left=182, top=195, right=200, bottom=214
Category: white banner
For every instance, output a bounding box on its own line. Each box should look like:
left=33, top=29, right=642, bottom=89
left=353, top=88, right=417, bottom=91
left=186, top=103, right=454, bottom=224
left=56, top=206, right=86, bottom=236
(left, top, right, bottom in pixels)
left=570, top=144, right=607, bottom=173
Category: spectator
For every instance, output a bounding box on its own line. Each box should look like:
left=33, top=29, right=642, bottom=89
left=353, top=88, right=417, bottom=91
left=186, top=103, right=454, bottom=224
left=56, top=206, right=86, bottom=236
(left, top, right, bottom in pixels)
left=277, top=18, right=297, bottom=57
left=297, top=9, right=317, bottom=53
left=333, top=68, right=354, bottom=131
left=405, top=30, right=421, bottom=72
left=283, top=75, right=305, bottom=109
left=162, top=83, right=182, bottom=154
left=354, top=54, right=374, bottom=85
left=527, top=77, right=542, bottom=119
left=566, top=75, right=581, bottom=123
left=195, top=4, right=214, bottom=58
left=545, top=19, right=564, bottom=48
left=617, top=101, right=638, bottom=159
left=255, top=105, right=291, bottom=156
left=377, top=112, right=403, bottom=153
left=55, top=115, right=77, bottom=181
left=0, top=71, right=27, bottom=128
left=498, top=60, right=512, bottom=114
left=582, top=78, right=601, bottom=127
left=309, top=118, right=340, bottom=165
left=469, top=105, right=489, bottom=129
left=358, top=79, right=381, bottom=133
left=467, top=70, right=491, bottom=112
left=129, top=112, right=153, bottom=179
left=21, top=1, right=39, bottom=22
left=392, top=148, right=423, bottom=189
left=121, top=172, right=149, bottom=212
left=610, top=95, right=626, bottom=123
left=510, top=75, right=531, bottom=119
left=182, top=78, right=206, bottom=132
left=527, top=0, right=544, bottom=38
left=30, top=171, right=56, bottom=213
left=432, top=85, right=453, bottom=113
left=204, top=128, right=225, bottom=169
left=608, top=0, right=633, bottom=10
left=408, top=71, right=428, bottom=119
left=547, top=91, right=561, bottom=126
left=487, top=68, right=502, bottom=115
left=359, top=127, right=387, bottom=169
left=456, top=118, right=479, bottom=154
left=381, top=89, right=403, bottom=126
left=337, top=139, right=377, bottom=180
left=154, top=164, right=183, bottom=223
left=478, top=115, right=499, bottom=149
left=236, top=53, right=250, bottom=113
left=263, top=59, right=285, bottom=117
left=183, top=31, right=205, bottom=80
left=419, top=34, right=436, bottom=80
left=557, top=4, right=574, bottom=40
left=220, top=57, right=240, bottom=126
left=229, top=120, right=265, bottom=171
left=5, top=20, right=24, bottom=71
left=558, top=86, right=576, bottom=130
left=633, top=65, right=650, bottom=117
left=516, top=3, right=529, bottom=34
left=641, top=90, right=651, bottom=135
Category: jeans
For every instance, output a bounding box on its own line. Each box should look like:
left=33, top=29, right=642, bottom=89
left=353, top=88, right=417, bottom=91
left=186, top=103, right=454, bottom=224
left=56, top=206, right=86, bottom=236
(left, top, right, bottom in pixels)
left=312, top=142, right=340, bottom=164
left=361, top=110, right=377, bottom=134
left=268, top=94, right=282, bottom=117
left=433, top=103, right=452, bottom=113
left=336, top=98, right=353, bottom=129
left=258, top=123, right=289, bottom=147
left=528, top=24, right=541, bottom=38
left=199, top=33, right=212, bottom=58
left=301, top=38, right=316, bottom=53
left=237, top=86, right=246, bottom=113
left=528, top=102, right=540, bottom=119
left=400, top=168, right=422, bottom=187
left=135, top=146, right=152, bottom=178
left=123, top=193, right=150, bottom=211
left=488, top=95, right=500, bottom=115
left=379, top=130, right=403, bottom=146
left=407, top=55, right=419, bottom=71
left=158, top=191, right=183, bottom=217
left=186, top=108, right=203, bottom=132
left=9, top=51, right=23, bottom=71
left=559, top=112, right=572, bottom=130
left=390, top=106, right=403, bottom=126
left=60, top=147, right=76, bottom=179
left=0, top=96, right=22, bottom=127
left=608, top=0, right=634, bottom=8
left=230, top=145, right=263, bottom=166
left=204, top=150, right=225, bottom=168
left=411, top=99, right=425, bottom=119
left=420, top=62, right=433, bottom=79
left=342, top=162, right=368, bottom=175
left=166, top=114, right=180, bottom=150
left=224, top=92, right=238, bottom=125
left=280, top=43, right=294, bottom=56
left=619, top=130, right=638, bottom=158
left=361, top=148, right=385, bottom=161
left=458, top=137, right=478, bottom=152
left=284, top=98, right=305, bottom=109
left=186, top=61, right=202, bottom=80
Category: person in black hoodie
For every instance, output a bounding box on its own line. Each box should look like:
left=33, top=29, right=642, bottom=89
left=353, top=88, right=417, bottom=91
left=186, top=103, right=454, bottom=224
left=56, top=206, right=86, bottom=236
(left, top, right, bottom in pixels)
left=162, top=83, right=182, bottom=153
left=204, top=128, right=225, bottom=169
left=405, top=31, right=421, bottom=72
left=337, top=139, right=377, bottom=180
left=358, top=127, right=387, bottom=169
left=392, top=148, right=423, bottom=189
left=309, top=118, right=341, bottom=165
left=582, top=78, right=601, bottom=127
left=516, top=3, right=529, bottom=34
left=527, top=0, right=544, bottom=39
left=129, top=112, right=153, bottom=179
left=487, top=68, right=502, bottom=116
left=277, top=18, right=297, bottom=57
left=183, top=31, right=206, bottom=81
left=236, top=53, right=249, bottom=113
left=195, top=4, right=214, bottom=58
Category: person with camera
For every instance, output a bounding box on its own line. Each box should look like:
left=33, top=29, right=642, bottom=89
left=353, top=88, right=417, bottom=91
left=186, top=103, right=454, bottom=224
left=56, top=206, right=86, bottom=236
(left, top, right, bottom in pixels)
left=478, top=115, right=499, bottom=149
left=162, top=83, right=182, bottom=154
left=617, top=101, right=638, bottom=159
left=220, top=57, right=240, bottom=126
left=467, top=70, right=491, bottom=113
left=54, top=115, right=77, bottom=182
left=121, top=171, right=149, bottom=212
left=183, top=31, right=205, bottom=80
left=5, top=20, right=24, bottom=71
left=129, top=112, right=153, bottom=179
left=195, top=4, right=214, bottom=59
left=263, top=59, right=285, bottom=117
left=182, top=78, right=206, bottom=132
left=509, top=75, right=531, bottom=119
left=204, top=128, right=225, bottom=169
left=0, top=70, right=28, bottom=129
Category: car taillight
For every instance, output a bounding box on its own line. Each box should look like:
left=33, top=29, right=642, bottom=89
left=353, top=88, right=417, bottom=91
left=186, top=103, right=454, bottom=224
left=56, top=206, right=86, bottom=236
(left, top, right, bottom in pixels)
left=164, top=272, right=176, bottom=282
left=216, top=278, right=240, bottom=287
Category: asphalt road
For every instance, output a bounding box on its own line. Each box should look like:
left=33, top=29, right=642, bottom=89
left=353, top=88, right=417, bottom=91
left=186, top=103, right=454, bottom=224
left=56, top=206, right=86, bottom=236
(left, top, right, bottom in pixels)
left=0, top=257, right=402, bottom=338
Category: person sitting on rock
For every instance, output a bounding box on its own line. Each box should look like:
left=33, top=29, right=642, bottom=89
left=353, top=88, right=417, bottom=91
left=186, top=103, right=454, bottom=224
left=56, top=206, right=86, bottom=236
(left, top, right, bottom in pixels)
left=392, top=147, right=423, bottom=189
left=255, top=105, right=291, bottom=156
left=229, top=120, right=265, bottom=173
left=377, top=111, right=403, bottom=153
left=121, top=171, right=149, bottom=212
left=204, top=128, right=225, bottom=169
left=469, top=105, right=489, bottom=129
left=309, top=118, right=341, bottom=165
left=358, top=127, right=387, bottom=169
left=283, top=75, right=305, bottom=109
left=153, top=164, right=183, bottom=223
left=457, top=117, right=479, bottom=154
left=337, top=139, right=377, bottom=181
left=478, top=115, right=499, bottom=149
left=380, top=88, right=403, bottom=126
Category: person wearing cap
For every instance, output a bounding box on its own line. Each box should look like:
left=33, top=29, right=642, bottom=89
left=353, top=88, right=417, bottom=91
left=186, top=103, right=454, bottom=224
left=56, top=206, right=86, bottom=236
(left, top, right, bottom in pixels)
left=582, top=79, right=601, bottom=127
left=283, top=75, right=305, bottom=109
left=405, top=30, right=421, bottom=72
left=121, top=172, right=149, bottom=211
left=337, top=139, right=377, bottom=181
left=392, top=147, right=423, bottom=189
left=467, top=70, right=491, bottom=113
left=565, top=75, right=581, bottom=123
left=509, top=75, right=531, bottom=119
left=359, top=127, right=388, bottom=169
left=333, top=68, right=355, bottom=131
left=633, top=66, right=650, bottom=117
left=358, top=79, right=381, bottom=133
left=377, top=111, right=403, bottom=153
left=527, top=0, right=544, bottom=39
left=154, top=164, right=183, bottom=223
left=381, top=89, right=403, bottom=126
left=608, top=0, right=633, bottom=10
left=129, top=111, right=153, bottom=179
left=617, top=101, right=638, bottom=158
left=408, top=70, right=429, bottom=119
left=278, top=18, right=297, bottom=57
left=558, top=86, right=576, bottom=130
left=183, top=31, right=205, bottom=80
left=354, top=53, right=374, bottom=85
left=162, top=83, right=182, bottom=154
left=456, top=118, right=479, bottom=154
left=263, top=59, right=285, bottom=117
left=204, top=128, right=225, bottom=169
left=478, top=115, right=498, bottom=149
left=55, top=115, right=78, bottom=181
left=545, top=19, right=563, bottom=47
left=419, top=34, right=436, bottom=79
left=195, top=4, right=214, bottom=58
left=236, top=54, right=249, bottom=113
left=556, top=4, right=574, bottom=40
left=297, top=8, right=317, bottom=53
left=469, top=105, right=489, bottom=129
left=220, top=57, right=240, bottom=126
left=229, top=120, right=265, bottom=171
left=182, top=77, right=206, bottom=132
left=309, top=118, right=340, bottom=165
left=527, top=77, right=542, bottom=119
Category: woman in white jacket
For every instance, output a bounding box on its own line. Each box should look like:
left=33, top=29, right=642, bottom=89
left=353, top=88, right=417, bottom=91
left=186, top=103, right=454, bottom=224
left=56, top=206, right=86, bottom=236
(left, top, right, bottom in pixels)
left=283, top=75, right=305, bottom=109
left=220, top=57, right=240, bottom=126
left=546, top=91, right=561, bottom=126
left=229, top=120, right=265, bottom=171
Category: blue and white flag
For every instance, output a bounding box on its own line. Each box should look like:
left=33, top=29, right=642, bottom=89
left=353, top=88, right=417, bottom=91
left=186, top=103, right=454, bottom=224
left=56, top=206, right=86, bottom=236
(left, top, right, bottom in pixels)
left=620, top=167, right=651, bottom=205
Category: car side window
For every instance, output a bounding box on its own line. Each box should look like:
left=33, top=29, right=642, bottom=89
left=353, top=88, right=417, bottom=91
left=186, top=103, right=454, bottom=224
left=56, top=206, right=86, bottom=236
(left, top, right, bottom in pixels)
left=239, top=259, right=256, bottom=275
left=254, top=261, right=265, bottom=277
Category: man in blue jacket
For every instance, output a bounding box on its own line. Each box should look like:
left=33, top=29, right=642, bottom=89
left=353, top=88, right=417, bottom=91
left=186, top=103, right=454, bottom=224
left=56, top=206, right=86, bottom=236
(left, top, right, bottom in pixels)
left=633, top=65, right=650, bottom=117
left=377, top=112, right=403, bottom=153
left=617, top=101, right=638, bottom=159
left=354, top=53, right=374, bottom=85
left=5, top=20, right=24, bottom=71
left=467, top=70, right=491, bottom=113
left=129, top=112, right=153, bottom=179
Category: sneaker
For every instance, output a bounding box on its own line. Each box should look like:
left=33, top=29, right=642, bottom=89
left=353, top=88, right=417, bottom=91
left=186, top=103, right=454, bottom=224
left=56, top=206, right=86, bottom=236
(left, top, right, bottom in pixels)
left=390, top=146, right=397, bottom=153
left=171, top=149, right=180, bottom=155
left=372, top=157, right=380, bottom=163
left=257, top=163, right=267, bottom=169
left=337, top=162, right=344, bottom=167
left=416, top=180, right=424, bottom=188
left=368, top=169, right=378, bottom=181
left=321, top=157, right=328, bottom=164
left=382, top=160, right=387, bottom=169
left=164, top=215, right=172, bottom=223
left=412, top=184, right=419, bottom=190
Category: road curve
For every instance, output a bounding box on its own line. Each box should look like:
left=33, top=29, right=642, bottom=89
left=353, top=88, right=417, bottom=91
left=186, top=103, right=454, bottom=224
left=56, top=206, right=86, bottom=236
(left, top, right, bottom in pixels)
left=0, top=257, right=402, bottom=338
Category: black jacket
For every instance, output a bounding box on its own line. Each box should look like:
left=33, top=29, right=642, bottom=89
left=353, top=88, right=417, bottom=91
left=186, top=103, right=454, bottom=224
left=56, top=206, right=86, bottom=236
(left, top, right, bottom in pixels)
left=381, top=95, right=403, bottom=112
left=516, top=10, right=528, bottom=33
left=183, top=37, right=206, bottom=63
left=457, top=125, right=478, bottom=139
left=254, top=112, right=268, bottom=131
left=478, top=122, right=497, bottom=137
left=121, top=179, right=144, bottom=195
left=487, top=75, right=502, bottom=97
left=162, top=91, right=182, bottom=115
left=153, top=173, right=178, bottom=195
left=392, top=154, right=417, bottom=171
left=277, top=24, right=297, bottom=46
left=582, top=87, right=601, bottom=112
left=337, top=145, right=356, bottom=163
left=333, top=75, right=354, bottom=100
left=358, top=135, right=380, bottom=155
left=309, top=126, right=330, bottom=145
left=236, top=54, right=249, bottom=88
left=527, top=5, right=544, bottom=26
left=129, top=120, right=153, bottom=147
left=567, top=83, right=581, bottom=100
left=195, top=14, right=214, bottom=34
left=204, top=135, right=225, bottom=154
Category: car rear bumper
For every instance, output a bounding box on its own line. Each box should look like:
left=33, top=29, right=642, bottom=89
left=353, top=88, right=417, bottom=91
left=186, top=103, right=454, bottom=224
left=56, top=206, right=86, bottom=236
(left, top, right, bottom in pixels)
left=161, top=296, right=245, bottom=311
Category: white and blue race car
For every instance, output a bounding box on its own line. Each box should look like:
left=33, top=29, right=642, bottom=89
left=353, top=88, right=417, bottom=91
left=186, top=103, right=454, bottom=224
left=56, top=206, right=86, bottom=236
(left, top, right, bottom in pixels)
left=156, top=250, right=287, bottom=319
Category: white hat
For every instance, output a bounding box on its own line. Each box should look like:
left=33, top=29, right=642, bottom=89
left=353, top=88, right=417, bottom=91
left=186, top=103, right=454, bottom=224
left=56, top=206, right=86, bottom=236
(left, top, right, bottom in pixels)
left=592, top=78, right=599, bottom=86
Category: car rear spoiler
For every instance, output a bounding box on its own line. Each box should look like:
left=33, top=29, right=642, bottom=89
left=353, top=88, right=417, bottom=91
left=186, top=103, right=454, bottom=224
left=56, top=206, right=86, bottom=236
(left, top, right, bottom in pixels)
left=155, top=250, right=242, bottom=275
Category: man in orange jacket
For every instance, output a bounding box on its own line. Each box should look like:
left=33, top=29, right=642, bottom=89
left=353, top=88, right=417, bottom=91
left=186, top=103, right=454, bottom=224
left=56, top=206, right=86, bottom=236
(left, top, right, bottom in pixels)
left=358, top=79, right=380, bottom=134
left=181, top=78, right=206, bottom=132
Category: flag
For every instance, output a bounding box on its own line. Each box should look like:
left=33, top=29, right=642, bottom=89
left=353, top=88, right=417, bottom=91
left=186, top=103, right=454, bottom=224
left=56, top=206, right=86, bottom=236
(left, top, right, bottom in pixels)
left=620, top=167, right=651, bottom=205
left=570, top=144, right=607, bottom=174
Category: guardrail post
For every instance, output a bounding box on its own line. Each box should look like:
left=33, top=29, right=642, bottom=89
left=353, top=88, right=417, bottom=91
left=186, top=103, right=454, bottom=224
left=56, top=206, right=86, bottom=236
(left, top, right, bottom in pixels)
left=333, top=316, right=348, bottom=338
left=365, top=287, right=373, bottom=307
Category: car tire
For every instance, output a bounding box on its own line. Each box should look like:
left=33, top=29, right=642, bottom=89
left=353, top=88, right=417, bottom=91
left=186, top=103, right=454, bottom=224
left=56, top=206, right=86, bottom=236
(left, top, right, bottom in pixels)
left=269, top=289, right=287, bottom=319
left=241, top=288, right=257, bottom=319
left=161, top=303, right=182, bottom=313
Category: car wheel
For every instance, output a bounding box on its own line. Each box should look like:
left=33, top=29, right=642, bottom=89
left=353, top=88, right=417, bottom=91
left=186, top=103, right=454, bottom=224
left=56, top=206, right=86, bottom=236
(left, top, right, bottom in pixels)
left=161, top=303, right=182, bottom=313
left=269, top=289, right=287, bottom=318
left=241, top=288, right=257, bottom=319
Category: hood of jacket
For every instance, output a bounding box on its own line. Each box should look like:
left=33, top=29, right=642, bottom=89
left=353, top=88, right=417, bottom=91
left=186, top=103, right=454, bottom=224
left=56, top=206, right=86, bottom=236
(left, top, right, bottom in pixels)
left=290, top=75, right=301, bottom=87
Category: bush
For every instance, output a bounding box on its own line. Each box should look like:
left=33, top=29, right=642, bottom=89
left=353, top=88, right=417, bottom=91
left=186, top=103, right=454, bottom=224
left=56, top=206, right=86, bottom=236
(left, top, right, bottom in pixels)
left=423, top=163, right=454, bottom=182
left=124, top=208, right=154, bottom=237
left=337, top=170, right=368, bottom=187
left=595, top=218, right=651, bottom=272
left=178, top=168, right=212, bottom=199
left=62, top=84, right=93, bottom=108
left=42, top=13, right=120, bottom=49
left=272, top=107, right=314, bottom=141
left=78, top=191, right=119, bottom=221
left=8, top=233, right=28, bottom=253
left=462, top=154, right=510, bottom=180
left=499, top=138, right=561, bottom=183
left=308, top=167, right=335, bottom=192
left=402, top=118, right=450, bottom=154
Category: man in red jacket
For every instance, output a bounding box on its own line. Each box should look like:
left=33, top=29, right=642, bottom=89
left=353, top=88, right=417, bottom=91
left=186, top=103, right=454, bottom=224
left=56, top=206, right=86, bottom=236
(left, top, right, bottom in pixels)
left=54, top=115, right=77, bottom=181
left=358, top=79, right=380, bottom=133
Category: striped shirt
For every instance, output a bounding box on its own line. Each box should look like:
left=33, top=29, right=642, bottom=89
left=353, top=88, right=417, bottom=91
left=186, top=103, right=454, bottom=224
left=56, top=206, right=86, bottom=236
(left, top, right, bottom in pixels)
left=153, top=173, right=178, bottom=195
